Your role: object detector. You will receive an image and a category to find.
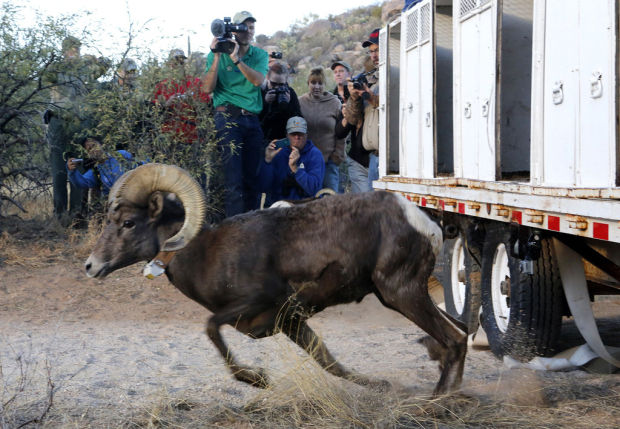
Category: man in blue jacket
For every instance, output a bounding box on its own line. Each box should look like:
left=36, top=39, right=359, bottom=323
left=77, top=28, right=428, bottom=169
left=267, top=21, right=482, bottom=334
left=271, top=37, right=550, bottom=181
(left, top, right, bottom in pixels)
left=66, top=137, right=137, bottom=195
left=259, top=116, right=325, bottom=203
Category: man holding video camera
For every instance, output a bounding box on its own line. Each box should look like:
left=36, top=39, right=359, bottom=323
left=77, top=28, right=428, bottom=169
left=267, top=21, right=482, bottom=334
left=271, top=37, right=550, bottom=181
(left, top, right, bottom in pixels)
left=203, top=10, right=269, bottom=219
left=259, top=60, right=301, bottom=142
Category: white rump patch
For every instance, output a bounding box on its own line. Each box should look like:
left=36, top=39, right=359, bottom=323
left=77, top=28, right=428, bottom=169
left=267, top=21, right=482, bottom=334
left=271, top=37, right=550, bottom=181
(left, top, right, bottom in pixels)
left=395, top=194, right=443, bottom=257
left=270, top=200, right=294, bottom=209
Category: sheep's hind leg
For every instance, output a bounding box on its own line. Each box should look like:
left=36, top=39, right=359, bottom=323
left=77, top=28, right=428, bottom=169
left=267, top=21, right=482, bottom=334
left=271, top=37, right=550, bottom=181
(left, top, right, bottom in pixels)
left=282, top=318, right=389, bottom=389
left=374, top=264, right=468, bottom=396
left=206, top=313, right=269, bottom=388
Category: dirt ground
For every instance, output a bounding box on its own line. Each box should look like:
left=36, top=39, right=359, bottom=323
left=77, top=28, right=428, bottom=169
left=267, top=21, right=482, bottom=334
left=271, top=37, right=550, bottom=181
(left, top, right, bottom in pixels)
left=1, top=222, right=620, bottom=427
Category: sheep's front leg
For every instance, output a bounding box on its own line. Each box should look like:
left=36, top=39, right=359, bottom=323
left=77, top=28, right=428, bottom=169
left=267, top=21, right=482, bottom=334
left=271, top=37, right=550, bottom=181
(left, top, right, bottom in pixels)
left=206, top=313, right=269, bottom=388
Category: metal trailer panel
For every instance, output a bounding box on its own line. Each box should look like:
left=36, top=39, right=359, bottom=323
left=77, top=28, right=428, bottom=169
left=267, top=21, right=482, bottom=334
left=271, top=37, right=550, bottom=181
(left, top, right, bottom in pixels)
left=577, top=0, right=616, bottom=187
left=400, top=0, right=435, bottom=179
left=454, top=0, right=499, bottom=181
left=421, top=2, right=435, bottom=178
left=535, top=0, right=617, bottom=187
left=379, top=21, right=403, bottom=177
left=379, top=27, right=388, bottom=177
left=401, top=5, right=421, bottom=177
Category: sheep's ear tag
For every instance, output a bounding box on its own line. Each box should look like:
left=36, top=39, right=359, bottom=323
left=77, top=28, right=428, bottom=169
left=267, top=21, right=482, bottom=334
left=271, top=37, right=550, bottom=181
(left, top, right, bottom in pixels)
left=143, top=251, right=176, bottom=279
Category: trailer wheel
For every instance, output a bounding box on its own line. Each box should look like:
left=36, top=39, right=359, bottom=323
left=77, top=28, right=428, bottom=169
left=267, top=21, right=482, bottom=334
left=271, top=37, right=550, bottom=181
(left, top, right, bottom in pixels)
left=480, top=223, right=564, bottom=360
left=437, top=235, right=480, bottom=333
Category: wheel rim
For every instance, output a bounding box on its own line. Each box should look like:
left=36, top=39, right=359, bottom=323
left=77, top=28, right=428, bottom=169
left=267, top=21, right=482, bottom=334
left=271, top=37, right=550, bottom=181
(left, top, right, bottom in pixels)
left=449, top=237, right=467, bottom=315
left=490, top=243, right=511, bottom=332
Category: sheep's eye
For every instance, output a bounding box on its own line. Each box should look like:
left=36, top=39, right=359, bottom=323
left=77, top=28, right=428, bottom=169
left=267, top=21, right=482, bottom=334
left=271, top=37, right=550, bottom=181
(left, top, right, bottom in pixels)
left=122, top=220, right=135, bottom=229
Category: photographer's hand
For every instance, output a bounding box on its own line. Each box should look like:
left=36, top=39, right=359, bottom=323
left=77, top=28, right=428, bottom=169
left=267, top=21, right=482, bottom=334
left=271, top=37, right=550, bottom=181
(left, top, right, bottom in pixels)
left=67, top=158, right=79, bottom=171
left=265, top=89, right=276, bottom=104
left=347, top=80, right=365, bottom=100
left=209, top=37, right=220, bottom=53
left=265, top=140, right=282, bottom=163
left=282, top=89, right=291, bottom=104
left=288, top=147, right=300, bottom=173
left=229, top=39, right=240, bottom=63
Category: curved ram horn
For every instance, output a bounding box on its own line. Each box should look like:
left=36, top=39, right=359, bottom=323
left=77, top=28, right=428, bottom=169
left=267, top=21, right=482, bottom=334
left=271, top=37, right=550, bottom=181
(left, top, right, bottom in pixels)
left=110, top=163, right=206, bottom=251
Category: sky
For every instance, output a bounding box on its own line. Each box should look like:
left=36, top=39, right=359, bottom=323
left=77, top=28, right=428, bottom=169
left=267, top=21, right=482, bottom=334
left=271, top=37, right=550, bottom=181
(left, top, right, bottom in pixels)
left=18, top=0, right=381, bottom=60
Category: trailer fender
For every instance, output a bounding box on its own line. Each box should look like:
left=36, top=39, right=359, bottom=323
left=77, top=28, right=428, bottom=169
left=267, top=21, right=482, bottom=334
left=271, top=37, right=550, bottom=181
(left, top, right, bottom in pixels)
left=552, top=238, right=620, bottom=367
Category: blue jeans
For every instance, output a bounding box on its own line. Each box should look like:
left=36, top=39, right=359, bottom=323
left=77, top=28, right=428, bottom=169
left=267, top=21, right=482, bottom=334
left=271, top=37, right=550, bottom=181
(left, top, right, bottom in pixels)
left=346, top=156, right=371, bottom=193
left=214, top=111, right=264, bottom=219
left=323, top=160, right=340, bottom=193
left=368, top=152, right=379, bottom=190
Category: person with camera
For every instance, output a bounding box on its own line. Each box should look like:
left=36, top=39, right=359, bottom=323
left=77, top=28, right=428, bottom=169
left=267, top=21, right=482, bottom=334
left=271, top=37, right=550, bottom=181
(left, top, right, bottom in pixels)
left=336, top=29, right=381, bottom=193
left=66, top=137, right=139, bottom=196
left=259, top=116, right=325, bottom=203
left=299, top=67, right=345, bottom=193
left=203, top=11, right=269, bottom=220
left=44, top=36, right=109, bottom=222
left=331, top=60, right=352, bottom=103
left=259, top=60, right=301, bottom=142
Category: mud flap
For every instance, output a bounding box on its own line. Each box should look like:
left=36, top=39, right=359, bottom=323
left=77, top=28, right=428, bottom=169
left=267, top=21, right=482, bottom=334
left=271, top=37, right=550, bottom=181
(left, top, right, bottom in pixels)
left=552, top=238, right=620, bottom=368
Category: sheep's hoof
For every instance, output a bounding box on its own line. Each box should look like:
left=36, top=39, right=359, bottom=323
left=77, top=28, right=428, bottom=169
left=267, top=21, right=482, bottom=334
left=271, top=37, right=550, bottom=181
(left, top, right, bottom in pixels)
left=234, top=367, right=269, bottom=388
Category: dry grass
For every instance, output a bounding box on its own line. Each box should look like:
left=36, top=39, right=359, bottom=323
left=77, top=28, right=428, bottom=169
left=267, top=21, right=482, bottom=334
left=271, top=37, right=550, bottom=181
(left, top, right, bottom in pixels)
left=123, top=336, right=620, bottom=429
left=124, top=370, right=620, bottom=429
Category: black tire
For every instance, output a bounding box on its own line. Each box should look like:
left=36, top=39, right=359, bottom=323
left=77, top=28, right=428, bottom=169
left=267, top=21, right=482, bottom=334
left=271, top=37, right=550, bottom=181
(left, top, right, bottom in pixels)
left=436, top=235, right=480, bottom=334
left=480, top=223, right=564, bottom=360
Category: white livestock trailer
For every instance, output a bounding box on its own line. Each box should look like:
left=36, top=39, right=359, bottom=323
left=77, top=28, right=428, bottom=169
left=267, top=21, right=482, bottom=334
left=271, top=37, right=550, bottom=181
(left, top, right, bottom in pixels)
left=375, top=0, right=620, bottom=366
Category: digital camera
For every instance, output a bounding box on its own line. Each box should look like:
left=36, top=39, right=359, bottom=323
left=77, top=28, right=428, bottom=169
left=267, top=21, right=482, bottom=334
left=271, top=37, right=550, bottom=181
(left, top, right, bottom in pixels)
left=351, top=71, right=370, bottom=90
left=273, top=84, right=289, bottom=104
left=275, top=138, right=290, bottom=149
left=269, top=51, right=283, bottom=59
left=210, top=17, right=248, bottom=54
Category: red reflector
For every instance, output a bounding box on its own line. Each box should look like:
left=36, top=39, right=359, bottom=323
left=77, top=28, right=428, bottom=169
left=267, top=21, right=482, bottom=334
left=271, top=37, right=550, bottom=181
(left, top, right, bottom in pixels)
left=548, top=216, right=560, bottom=231
left=458, top=203, right=465, bottom=214
left=421, top=197, right=427, bottom=207
left=512, top=211, right=522, bottom=224
left=439, top=200, right=445, bottom=210
left=593, top=222, right=609, bottom=240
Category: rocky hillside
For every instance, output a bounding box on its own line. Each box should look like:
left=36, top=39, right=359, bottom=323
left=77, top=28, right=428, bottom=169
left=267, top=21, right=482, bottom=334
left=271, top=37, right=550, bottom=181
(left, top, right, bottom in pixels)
left=255, top=0, right=404, bottom=91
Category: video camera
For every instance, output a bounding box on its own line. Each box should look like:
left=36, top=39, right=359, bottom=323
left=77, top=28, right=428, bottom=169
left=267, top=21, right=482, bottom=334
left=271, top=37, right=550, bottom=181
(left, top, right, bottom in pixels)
left=351, top=68, right=377, bottom=90
left=210, top=17, right=248, bottom=54
left=269, top=52, right=283, bottom=59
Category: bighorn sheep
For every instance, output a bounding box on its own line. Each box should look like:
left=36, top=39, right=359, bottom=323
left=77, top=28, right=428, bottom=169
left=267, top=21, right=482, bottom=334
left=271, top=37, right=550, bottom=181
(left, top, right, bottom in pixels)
left=85, top=164, right=468, bottom=395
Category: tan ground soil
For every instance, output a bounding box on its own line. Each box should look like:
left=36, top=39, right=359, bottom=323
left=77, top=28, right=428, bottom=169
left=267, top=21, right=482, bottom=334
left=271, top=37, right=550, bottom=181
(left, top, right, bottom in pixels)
left=1, top=221, right=619, bottom=427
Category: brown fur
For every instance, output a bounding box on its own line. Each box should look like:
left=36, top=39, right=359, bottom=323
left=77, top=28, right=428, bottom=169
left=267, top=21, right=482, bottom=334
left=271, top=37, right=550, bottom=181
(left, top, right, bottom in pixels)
left=86, top=191, right=467, bottom=395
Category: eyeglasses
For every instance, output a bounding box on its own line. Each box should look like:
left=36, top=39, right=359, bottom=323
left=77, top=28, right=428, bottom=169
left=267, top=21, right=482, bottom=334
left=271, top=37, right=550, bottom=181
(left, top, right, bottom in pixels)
left=368, top=48, right=379, bottom=55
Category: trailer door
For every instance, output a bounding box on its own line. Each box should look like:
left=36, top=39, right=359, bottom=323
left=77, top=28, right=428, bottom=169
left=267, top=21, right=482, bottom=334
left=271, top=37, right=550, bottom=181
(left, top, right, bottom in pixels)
left=455, top=0, right=499, bottom=181
left=400, top=0, right=435, bottom=179
left=539, top=0, right=616, bottom=187
left=379, top=27, right=388, bottom=178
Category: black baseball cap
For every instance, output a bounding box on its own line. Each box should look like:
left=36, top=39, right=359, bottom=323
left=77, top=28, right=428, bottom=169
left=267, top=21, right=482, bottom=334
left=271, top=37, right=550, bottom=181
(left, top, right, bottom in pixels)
left=331, top=60, right=352, bottom=73
left=362, top=28, right=380, bottom=48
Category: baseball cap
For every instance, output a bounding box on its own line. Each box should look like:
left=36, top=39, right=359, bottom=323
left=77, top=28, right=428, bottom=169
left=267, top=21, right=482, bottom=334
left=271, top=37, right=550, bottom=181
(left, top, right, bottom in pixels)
left=168, top=49, right=187, bottom=61
left=233, top=11, right=256, bottom=25
left=120, top=58, right=137, bottom=73
left=62, top=35, right=81, bottom=51
left=286, top=116, right=307, bottom=134
left=331, top=60, right=352, bottom=73
left=362, top=28, right=380, bottom=48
